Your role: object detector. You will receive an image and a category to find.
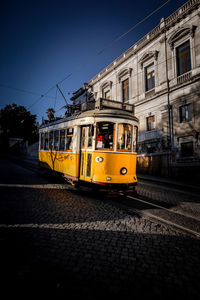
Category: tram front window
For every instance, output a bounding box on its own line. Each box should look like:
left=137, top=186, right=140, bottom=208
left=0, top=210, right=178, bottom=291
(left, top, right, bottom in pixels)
left=96, top=122, right=114, bottom=150
left=117, top=123, right=132, bottom=151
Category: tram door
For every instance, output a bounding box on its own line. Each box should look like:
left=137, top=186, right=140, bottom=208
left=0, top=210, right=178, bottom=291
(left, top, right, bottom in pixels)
left=79, top=125, right=93, bottom=181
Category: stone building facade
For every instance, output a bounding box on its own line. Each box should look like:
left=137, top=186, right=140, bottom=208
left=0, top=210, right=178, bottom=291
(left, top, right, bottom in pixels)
left=71, top=0, right=200, bottom=180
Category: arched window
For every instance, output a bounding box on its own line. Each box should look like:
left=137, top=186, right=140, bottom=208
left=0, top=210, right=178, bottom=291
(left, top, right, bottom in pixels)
left=101, top=81, right=113, bottom=100
left=117, top=68, right=132, bottom=102
left=138, top=51, right=158, bottom=93
left=168, top=26, right=196, bottom=79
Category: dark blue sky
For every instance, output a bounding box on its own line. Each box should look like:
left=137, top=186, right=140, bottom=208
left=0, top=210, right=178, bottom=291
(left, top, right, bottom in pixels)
left=0, top=0, right=187, bottom=123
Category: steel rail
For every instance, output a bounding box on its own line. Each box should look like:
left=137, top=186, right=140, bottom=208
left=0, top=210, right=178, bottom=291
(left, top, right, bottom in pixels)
left=125, top=194, right=200, bottom=238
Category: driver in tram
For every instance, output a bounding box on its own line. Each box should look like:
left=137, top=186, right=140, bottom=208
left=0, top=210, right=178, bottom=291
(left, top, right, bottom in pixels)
left=96, top=133, right=106, bottom=148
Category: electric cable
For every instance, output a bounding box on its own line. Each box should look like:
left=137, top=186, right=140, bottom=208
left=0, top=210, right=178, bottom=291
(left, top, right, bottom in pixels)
left=26, top=0, right=172, bottom=109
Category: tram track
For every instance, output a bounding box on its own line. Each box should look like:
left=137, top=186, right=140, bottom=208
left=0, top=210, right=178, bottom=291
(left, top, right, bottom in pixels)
left=109, top=192, right=200, bottom=238
left=6, top=155, right=200, bottom=238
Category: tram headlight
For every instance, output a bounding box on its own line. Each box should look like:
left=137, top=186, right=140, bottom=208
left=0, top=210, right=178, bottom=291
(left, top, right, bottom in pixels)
left=120, top=167, right=127, bottom=175
left=106, top=177, right=111, bottom=181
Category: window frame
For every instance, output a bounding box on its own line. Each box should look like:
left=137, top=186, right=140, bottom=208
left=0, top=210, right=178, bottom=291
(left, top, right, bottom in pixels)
left=49, top=131, right=54, bottom=151
left=59, top=129, right=66, bottom=151
left=53, top=130, right=60, bottom=151
left=96, top=122, right=115, bottom=151
left=102, top=87, right=111, bottom=99
left=146, top=115, right=155, bottom=132
left=179, top=103, right=192, bottom=123
left=87, top=125, right=94, bottom=149
left=65, top=127, right=74, bottom=152
left=168, top=26, right=196, bottom=80
left=133, top=126, right=138, bottom=153
left=176, top=40, right=191, bottom=76
left=117, top=123, right=133, bottom=152
left=145, top=63, right=155, bottom=91
left=40, top=133, right=44, bottom=150
left=122, top=78, right=129, bottom=102
left=101, top=81, right=112, bottom=100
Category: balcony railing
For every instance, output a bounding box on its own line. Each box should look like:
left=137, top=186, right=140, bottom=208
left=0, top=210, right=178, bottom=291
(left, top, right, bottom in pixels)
left=145, top=130, right=160, bottom=140
left=177, top=71, right=192, bottom=84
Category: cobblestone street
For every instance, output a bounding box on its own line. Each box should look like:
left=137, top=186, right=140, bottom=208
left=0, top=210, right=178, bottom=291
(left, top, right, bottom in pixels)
left=0, top=158, right=200, bottom=299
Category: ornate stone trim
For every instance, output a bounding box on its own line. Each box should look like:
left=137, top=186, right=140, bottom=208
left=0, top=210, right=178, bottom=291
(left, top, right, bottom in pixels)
left=168, top=26, right=197, bottom=50
left=139, top=51, right=159, bottom=69
left=100, top=81, right=113, bottom=89
left=117, top=68, right=133, bottom=83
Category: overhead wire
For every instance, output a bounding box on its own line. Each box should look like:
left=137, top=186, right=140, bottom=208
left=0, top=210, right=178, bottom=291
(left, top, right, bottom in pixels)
left=53, top=41, right=200, bottom=115
left=0, top=83, right=56, bottom=99
left=26, top=0, right=172, bottom=110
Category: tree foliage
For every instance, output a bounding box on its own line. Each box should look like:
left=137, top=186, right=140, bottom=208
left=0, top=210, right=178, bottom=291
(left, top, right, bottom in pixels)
left=46, top=107, right=55, bottom=122
left=0, top=104, right=38, bottom=149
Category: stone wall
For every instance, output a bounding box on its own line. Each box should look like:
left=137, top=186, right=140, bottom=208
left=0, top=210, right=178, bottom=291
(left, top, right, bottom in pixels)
left=137, top=152, right=200, bottom=183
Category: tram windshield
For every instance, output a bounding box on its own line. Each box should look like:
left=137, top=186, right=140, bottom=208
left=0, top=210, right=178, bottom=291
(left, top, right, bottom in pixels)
left=117, top=123, right=132, bottom=151
left=96, top=122, right=115, bottom=150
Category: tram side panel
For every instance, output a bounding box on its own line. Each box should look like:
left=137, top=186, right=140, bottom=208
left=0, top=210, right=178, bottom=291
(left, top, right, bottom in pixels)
left=39, top=151, right=80, bottom=179
left=39, top=125, right=80, bottom=180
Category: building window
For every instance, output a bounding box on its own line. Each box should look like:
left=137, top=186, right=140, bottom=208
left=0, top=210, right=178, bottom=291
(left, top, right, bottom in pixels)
left=145, top=64, right=155, bottom=91
left=181, top=142, right=193, bottom=157
left=179, top=104, right=192, bottom=123
left=122, top=79, right=129, bottom=102
left=177, top=41, right=191, bottom=76
left=146, top=115, right=155, bottom=131
left=102, top=88, right=111, bottom=99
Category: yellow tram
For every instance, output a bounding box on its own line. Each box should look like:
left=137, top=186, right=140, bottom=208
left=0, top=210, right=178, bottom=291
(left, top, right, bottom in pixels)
left=39, top=99, right=139, bottom=190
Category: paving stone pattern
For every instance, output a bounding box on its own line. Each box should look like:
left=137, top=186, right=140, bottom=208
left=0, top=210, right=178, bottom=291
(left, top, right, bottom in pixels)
left=0, top=159, right=200, bottom=299
left=135, top=181, right=200, bottom=220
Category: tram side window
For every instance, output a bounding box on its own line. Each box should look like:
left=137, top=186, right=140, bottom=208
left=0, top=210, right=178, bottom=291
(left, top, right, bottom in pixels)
left=66, top=128, right=74, bottom=151
left=88, top=125, right=94, bottom=148
left=133, top=126, right=138, bottom=152
left=117, top=123, right=132, bottom=151
left=44, top=132, right=49, bottom=150
left=49, top=131, right=53, bottom=150
left=54, top=130, right=59, bottom=151
left=59, top=129, right=65, bottom=151
left=40, top=133, right=44, bottom=150
left=96, top=122, right=114, bottom=149
left=81, top=127, right=86, bottom=148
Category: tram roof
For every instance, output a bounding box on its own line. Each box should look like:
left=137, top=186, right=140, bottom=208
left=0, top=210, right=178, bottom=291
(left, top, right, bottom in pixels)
left=40, top=108, right=138, bottom=129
